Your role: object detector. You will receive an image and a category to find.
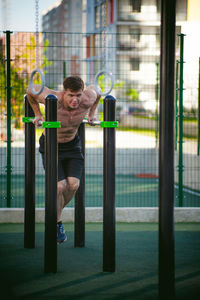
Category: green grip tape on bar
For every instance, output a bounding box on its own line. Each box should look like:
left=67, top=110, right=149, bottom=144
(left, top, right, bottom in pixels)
left=100, top=121, right=118, bottom=128
left=22, top=117, right=34, bottom=123
left=42, top=121, right=61, bottom=128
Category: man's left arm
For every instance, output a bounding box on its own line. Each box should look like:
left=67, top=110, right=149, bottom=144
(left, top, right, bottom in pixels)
left=87, top=86, right=101, bottom=124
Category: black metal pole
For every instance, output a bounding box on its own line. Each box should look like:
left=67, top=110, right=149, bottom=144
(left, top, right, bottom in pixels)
left=103, top=95, right=116, bottom=272
left=74, top=122, right=85, bottom=247
left=24, top=95, right=35, bottom=249
left=159, top=0, right=176, bottom=299
left=5, top=30, right=12, bottom=208
left=44, top=94, right=58, bottom=273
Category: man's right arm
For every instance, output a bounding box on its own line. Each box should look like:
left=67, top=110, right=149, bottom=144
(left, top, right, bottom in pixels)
left=26, top=84, right=51, bottom=126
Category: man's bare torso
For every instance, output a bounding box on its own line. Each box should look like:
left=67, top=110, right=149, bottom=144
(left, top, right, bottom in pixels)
left=47, top=87, right=97, bottom=143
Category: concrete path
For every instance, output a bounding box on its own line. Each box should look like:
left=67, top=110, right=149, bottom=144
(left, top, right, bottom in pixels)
left=1, top=128, right=199, bottom=190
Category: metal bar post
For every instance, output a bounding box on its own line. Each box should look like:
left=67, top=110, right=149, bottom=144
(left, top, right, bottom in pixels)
left=155, top=62, right=159, bottom=147
left=74, top=122, right=85, bottom=247
left=175, top=60, right=179, bottom=151
left=178, top=34, right=185, bottom=207
left=24, top=96, right=35, bottom=248
left=44, top=94, right=58, bottom=273
left=198, top=57, right=200, bottom=156
left=159, top=0, right=176, bottom=299
left=103, top=95, right=116, bottom=272
left=5, top=30, right=12, bottom=207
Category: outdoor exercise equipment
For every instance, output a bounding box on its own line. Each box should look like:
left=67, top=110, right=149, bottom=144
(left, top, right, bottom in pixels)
left=24, top=97, right=35, bottom=249
left=23, top=94, right=118, bottom=273
left=29, top=0, right=45, bottom=95
left=5, top=31, right=12, bottom=207
left=22, top=117, right=61, bottom=128
left=94, top=2, right=114, bottom=96
left=82, top=119, right=118, bottom=128
left=24, top=94, right=60, bottom=272
left=94, top=70, right=114, bottom=96
left=75, top=96, right=118, bottom=272
left=198, top=57, right=200, bottom=156
left=159, top=0, right=176, bottom=298
left=44, top=94, right=58, bottom=273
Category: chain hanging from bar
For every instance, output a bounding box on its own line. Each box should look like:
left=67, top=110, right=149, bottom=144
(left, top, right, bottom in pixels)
left=29, top=0, right=45, bottom=95
left=94, top=0, right=114, bottom=96
left=102, top=1, right=106, bottom=70
left=35, top=0, right=39, bottom=69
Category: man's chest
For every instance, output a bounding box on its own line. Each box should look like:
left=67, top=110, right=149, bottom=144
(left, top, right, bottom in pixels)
left=57, top=108, right=87, bottom=128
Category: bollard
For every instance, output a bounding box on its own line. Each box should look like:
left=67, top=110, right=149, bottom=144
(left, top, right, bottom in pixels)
left=44, top=94, right=58, bottom=273
left=159, top=0, right=176, bottom=298
left=74, top=122, right=86, bottom=247
left=24, top=95, right=35, bottom=249
left=103, top=95, right=116, bottom=272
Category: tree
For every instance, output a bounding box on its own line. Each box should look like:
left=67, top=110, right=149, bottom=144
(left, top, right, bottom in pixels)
left=126, top=88, right=139, bottom=102
left=0, top=33, right=52, bottom=129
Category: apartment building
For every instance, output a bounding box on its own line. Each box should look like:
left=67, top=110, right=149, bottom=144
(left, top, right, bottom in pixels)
left=179, top=0, right=200, bottom=110
left=42, top=0, right=85, bottom=89
left=86, top=0, right=187, bottom=111
left=42, top=0, right=199, bottom=111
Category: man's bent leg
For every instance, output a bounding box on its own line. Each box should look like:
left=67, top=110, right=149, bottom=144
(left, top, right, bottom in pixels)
left=57, top=177, right=80, bottom=222
left=57, top=179, right=67, bottom=222
left=57, top=179, right=68, bottom=244
left=62, top=177, right=80, bottom=207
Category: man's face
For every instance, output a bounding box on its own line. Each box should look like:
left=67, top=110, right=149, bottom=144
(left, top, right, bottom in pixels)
left=63, top=89, right=83, bottom=109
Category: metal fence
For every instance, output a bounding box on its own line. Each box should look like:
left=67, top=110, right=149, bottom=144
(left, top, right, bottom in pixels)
left=0, top=31, right=200, bottom=208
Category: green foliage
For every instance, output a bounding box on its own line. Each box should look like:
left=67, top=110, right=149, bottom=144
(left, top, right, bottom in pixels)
left=126, top=88, right=139, bottom=102
left=0, top=54, right=6, bottom=110
left=0, top=34, right=52, bottom=128
left=97, top=74, right=125, bottom=104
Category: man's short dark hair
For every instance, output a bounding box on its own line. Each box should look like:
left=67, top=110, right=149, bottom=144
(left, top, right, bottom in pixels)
left=63, top=76, right=84, bottom=91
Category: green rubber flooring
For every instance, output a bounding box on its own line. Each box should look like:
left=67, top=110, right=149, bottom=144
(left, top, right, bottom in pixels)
left=0, top=223, right=200, bottom=299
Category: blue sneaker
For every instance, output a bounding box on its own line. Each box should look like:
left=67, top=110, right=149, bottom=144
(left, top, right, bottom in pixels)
left=57, top=222, right=67, bottom=244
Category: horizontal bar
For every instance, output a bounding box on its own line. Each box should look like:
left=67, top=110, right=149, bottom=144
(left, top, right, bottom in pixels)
left=42, top=121, right=61, bottom=128
left=82, top=119, right=101, bottom=126
left=22, top=117, right=60, bottom=128
left=22, top=117, right=34, bottom=123
left=101, top=121, right=118, bottom=128
left=23, top=118, right=117, bottom=128
left=82, top=120, right=118, bottom=128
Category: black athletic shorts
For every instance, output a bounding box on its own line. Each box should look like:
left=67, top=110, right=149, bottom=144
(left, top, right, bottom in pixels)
left=39, top=134, right=84, bottom=182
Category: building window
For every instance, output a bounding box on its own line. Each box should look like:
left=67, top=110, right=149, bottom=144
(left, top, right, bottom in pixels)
left=91, top=34, right=95, bottom=56
left=100, top=3, right=105, bottom=27
left=71, top=55, right=80, bottom=76
left=130, top=0, right=141, bottom=13
left=130, top=58, right=140, bottom=71
left=95, top=6, right=100, bottom=29
left=95, top=34, right=100, bottom=56
left=95, top=1, right=108, bottom=29
left=130, top=27, right=140, bottom=42
left=86, top=36, right=90, bottom=57
left=87, top=35, right=96, bottom=58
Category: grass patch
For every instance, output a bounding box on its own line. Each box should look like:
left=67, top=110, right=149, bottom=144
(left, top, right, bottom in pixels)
left=117, top=126, right=156, bottom=137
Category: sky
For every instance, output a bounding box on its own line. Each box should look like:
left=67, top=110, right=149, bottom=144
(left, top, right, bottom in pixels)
left=0, top=0, right=58, bottom=32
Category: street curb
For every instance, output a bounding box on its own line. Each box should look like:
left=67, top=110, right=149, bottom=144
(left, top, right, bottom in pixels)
left=0, top=207, right=200, bottom=223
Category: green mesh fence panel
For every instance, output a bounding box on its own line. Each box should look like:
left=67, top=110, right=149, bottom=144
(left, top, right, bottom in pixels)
left=0, top=31, right=199, bottom=208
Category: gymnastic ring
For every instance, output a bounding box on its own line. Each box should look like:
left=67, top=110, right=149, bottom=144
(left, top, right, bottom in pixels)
left=30, top=68, right=45, bottom=95
left=94, top=69, right=114, bottom=96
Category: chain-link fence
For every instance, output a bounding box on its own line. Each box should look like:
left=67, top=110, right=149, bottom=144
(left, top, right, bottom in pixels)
left=0, top=31, right=199, bottom=208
